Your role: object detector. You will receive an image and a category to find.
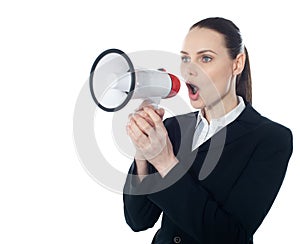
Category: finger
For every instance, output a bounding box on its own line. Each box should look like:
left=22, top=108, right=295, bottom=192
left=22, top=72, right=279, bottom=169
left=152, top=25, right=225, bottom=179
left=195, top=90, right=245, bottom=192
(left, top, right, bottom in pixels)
left=129, top=117, right=148, bottom=138
left=136, top=100, right=155, bottom=112
left=132, top=114, right=155, bottom=137
left=126, top=124, right=135, bottom=140
left=127, top=118, right=149, bottom=145
left=135, top=110, right=155, bottom=127
left=127, top=125, right=146, bottom=153
left=134, top=103, right=164, bottom=120
left=143, top=107, right=168, bottom=141
left=128, top=112, right=134, bottom=119
left=156, top=108, right=165, bottom=119
left=126, top=124, right=139, bottom=143
left=143, top=107, right=164, bottom=129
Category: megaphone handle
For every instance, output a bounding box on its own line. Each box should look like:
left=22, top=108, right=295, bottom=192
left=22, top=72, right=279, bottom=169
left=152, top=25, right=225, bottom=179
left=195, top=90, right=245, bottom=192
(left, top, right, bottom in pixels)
left=144, top=97, right=161, bottom=109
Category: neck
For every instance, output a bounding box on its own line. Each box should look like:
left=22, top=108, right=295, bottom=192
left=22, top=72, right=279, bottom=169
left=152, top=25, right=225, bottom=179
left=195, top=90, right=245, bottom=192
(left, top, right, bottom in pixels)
left=203, top=94, right=239, bottom=123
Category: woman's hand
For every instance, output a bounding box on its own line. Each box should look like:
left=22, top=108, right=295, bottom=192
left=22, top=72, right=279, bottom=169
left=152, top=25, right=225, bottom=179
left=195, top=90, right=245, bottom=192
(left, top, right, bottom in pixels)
left=129, top=101, right=164, bottom=161
left=126, top=106, right=178, bottom=177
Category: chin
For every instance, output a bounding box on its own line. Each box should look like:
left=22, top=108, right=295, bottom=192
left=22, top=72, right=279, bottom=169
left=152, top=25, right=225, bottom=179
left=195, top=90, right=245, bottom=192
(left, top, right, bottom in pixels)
left=190, top=99, right=205, bottom=110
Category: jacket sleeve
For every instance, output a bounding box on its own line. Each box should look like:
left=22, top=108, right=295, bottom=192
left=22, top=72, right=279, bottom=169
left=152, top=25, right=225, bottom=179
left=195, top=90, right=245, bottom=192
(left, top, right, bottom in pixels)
left=123, top=161, right=162, bottom=232
left=122, top=117, right=181, bottom=232
left=147, top=123, right=293, bottom=243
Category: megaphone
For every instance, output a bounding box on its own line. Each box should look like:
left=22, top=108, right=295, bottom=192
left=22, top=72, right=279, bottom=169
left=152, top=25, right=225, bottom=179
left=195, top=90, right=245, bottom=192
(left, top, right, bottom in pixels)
left=89, top=48, right=181, bottom=112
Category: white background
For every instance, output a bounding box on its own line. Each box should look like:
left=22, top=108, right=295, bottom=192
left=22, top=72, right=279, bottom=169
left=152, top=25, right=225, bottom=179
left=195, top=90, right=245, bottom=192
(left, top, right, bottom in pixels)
left=1, top=0, right=299, bottom=243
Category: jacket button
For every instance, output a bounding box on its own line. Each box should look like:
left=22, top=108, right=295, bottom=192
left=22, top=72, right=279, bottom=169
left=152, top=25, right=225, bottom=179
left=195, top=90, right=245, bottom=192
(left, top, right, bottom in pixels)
left=173, top=236, right=181, bottom=243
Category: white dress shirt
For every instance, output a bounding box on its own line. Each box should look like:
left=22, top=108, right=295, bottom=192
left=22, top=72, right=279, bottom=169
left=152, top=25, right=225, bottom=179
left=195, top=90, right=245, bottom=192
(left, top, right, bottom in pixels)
left=192, top=96, right=246, bottom=151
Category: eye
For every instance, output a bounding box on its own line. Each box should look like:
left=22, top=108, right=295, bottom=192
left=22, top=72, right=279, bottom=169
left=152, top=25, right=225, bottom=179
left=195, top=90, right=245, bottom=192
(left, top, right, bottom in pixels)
left=201, top=56, right=212, bottom=63
left=181, top=56, right=191, bottom=63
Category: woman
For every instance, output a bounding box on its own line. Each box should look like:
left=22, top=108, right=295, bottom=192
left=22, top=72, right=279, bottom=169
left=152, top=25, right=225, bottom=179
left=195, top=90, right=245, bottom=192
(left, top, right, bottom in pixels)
left=123, top=17, right=293, bottom=244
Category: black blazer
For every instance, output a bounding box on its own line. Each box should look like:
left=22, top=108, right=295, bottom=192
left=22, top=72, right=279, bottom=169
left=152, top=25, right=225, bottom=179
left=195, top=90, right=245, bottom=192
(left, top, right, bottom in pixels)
left=123, top=103, right=293, bottom=244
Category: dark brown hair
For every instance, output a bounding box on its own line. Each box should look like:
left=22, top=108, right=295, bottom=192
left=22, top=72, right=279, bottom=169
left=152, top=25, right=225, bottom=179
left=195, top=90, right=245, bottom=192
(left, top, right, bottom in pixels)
left=190, top=17, right=252, bottom=104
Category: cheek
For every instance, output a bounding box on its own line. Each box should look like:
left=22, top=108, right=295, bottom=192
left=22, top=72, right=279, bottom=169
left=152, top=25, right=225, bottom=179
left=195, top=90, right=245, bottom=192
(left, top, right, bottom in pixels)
left=196, top=64, right=233, bottom=107
left=206, top=64, right=233, bottom=94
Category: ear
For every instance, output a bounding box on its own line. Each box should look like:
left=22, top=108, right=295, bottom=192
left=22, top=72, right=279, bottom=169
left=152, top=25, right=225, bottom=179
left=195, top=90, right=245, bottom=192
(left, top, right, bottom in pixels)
left=232, top=53, right=246, bottom=75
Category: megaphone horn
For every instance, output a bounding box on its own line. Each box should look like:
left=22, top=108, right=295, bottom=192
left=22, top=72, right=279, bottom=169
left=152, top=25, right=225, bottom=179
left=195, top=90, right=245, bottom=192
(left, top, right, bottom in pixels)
left=89, top=48, right=181, bottom=112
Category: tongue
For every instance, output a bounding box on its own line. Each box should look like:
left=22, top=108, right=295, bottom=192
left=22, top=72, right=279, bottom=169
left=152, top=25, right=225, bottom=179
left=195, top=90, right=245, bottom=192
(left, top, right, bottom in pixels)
left=189, top=89, right=199, bottom=100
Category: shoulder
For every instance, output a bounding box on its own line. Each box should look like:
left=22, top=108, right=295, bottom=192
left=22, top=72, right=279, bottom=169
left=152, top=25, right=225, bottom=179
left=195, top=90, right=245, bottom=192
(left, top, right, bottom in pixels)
left=241, top=103, right=293, bottom=149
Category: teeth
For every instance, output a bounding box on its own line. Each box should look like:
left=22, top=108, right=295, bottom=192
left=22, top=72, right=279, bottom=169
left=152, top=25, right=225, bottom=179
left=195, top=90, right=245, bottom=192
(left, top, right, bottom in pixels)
left=189, top=84, right=198, bottom=94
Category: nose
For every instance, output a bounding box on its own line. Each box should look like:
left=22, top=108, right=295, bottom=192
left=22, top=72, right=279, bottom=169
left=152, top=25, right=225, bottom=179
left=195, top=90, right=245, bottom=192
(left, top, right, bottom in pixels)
left=188, top=69, right=197, bottom=76
left=181, top=63, right=198, bottom=77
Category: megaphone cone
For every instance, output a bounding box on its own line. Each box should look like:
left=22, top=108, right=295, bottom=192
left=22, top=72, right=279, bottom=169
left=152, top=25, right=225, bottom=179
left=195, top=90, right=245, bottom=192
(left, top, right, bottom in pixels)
left=90, top=49, right=181, bottom=112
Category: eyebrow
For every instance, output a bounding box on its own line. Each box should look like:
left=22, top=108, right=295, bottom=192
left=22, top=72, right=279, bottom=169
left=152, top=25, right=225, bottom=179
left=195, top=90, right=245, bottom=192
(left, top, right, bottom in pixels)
left=180, top=50, right=218, bottom=55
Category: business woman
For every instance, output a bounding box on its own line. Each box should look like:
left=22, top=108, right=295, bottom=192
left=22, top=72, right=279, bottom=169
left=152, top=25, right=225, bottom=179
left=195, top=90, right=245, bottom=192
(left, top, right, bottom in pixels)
left=123, top=17, right=293, bottom=244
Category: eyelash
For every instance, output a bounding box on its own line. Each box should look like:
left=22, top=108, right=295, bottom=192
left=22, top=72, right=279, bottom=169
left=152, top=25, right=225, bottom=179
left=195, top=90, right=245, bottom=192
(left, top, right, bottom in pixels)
left=201, top=56, right=212, bottom=63
left=181, top=56, right=191, bottom=63
left=181, top=55, right=213, bottom=63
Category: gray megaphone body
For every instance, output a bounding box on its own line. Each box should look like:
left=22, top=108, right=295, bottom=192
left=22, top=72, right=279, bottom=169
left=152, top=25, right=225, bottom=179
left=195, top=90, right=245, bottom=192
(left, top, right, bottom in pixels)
left=89, top=49, right=181, bottom=112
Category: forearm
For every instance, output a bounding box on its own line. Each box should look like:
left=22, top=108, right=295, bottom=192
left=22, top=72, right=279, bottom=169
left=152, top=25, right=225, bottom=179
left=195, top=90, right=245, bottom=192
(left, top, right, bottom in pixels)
left=123, top=193, right=162, bottom=232
left=123, top=161, right=162, bottom=231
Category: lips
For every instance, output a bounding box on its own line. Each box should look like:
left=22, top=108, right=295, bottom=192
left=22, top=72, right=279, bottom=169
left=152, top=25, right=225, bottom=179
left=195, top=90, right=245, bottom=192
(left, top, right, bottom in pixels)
left=186, top=82, right=200, bottom=100
left=186, top=83, right=198, bottom=94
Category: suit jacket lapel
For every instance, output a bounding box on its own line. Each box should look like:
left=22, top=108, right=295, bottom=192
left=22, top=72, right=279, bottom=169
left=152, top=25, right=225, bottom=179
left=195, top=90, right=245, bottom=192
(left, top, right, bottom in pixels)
left=197, top=103, right=264, bottom=152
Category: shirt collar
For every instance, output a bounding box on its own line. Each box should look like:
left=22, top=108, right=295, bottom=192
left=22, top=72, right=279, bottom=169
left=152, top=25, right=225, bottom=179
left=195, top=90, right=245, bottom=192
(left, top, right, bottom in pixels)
left=196, top=96, right=246, bottom=128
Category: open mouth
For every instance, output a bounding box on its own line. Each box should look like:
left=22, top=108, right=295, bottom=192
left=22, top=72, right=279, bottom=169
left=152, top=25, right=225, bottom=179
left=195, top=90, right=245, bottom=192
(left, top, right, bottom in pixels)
left=186, top=83, right=199, bottom=95
left=186, top=82, right=200, bottom=101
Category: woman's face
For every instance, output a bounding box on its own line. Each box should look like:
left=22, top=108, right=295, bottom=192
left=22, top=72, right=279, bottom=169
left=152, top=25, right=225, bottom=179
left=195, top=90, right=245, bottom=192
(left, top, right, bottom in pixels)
left=180, top=27, right=239, bottom=110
